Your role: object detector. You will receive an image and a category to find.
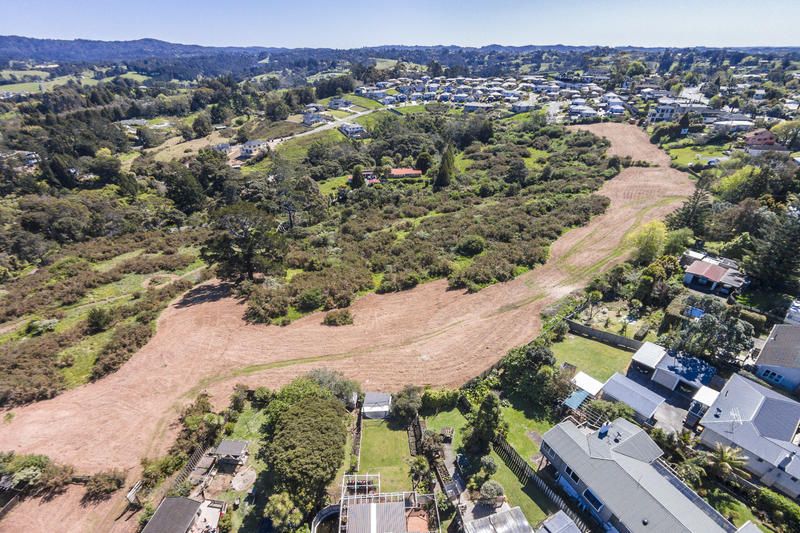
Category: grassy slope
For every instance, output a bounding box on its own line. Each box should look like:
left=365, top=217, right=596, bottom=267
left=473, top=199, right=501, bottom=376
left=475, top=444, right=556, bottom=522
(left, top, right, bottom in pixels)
left=276, top=128, right=346, bottom=166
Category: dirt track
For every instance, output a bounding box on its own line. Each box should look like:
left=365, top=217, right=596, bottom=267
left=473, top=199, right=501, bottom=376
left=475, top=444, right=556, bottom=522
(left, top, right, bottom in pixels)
left=0, top=123, right=693, bottom=532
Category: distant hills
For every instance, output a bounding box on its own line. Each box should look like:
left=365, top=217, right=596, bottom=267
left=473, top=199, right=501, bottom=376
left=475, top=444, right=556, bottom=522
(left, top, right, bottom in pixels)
left=1, top=35, right=798, bottom=64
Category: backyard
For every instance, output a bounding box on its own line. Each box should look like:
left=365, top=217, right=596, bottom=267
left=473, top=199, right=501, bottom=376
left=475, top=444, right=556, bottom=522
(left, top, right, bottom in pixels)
left=551, top=334, right=633, bottom=381
left=358, top=419, right=412, bottom=492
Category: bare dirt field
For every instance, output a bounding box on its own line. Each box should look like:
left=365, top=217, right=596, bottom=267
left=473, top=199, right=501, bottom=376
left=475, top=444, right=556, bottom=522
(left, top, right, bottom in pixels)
left=0, top=123, right=693, bottom=532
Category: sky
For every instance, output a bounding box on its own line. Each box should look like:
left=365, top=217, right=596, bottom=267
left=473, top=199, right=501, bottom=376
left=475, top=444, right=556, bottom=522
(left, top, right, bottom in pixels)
left=1, top=0, right=798, bottom=49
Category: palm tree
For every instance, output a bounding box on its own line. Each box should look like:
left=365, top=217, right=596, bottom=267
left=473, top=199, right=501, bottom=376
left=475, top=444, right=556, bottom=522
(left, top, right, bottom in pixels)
left=675, top=456, right=706, bottom=488
left=705, top=443, right=748, bottom=480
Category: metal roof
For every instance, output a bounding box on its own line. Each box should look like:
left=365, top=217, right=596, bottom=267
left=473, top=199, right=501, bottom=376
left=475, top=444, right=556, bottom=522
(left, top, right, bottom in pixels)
left=535, top=511, right=581, bottom=533
left=700, top=374, right=800, bottom=476
left=656, top=353, right=716, bottom=387
left=563, top=390, right=591, bottom=410
left=346, top=502, right=406, bottom=533
left=755, top=325, right=800, bottom=369
left=141, top=497, right=201, bottom=533
left=571, top=371, right=604, bottom=396
left=363, top=392, right=392, bottom=408
left=602, top=373, right=665, bottom=420
left=214, top=439, right=249, bottom=457
left=542, top=419, right=738, bottom=533
left=464, top=506, right=533, bottom=533
left=632, top=342, right=667, bottom=369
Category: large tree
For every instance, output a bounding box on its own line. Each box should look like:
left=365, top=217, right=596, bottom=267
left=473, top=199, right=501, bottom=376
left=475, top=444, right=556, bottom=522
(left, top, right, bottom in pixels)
left=433, top=145, right=455, bottom=191
left=201, top=202, right=287, bottom=281
left=463, top=392, right=505, bottom=454
left=745, top=208, right=800, bottom=291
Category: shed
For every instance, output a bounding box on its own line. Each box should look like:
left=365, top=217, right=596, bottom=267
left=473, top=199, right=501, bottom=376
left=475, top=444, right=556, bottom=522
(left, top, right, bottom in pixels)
left=571, top=371, right=603, bottom=396
left=631, top=342, right=667, bottom=370
left=535, top=510, right=581, bottom=533
left=601, top=373, right=664, bottom=421
left=212, top=439, right=249, bottom=464
left=142, top=497, right=201, bottom=533
left=362, top=392, right=392, bottom=419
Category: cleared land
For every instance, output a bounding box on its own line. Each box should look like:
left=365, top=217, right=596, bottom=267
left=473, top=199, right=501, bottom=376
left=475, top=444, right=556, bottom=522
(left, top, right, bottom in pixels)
left=0, top=123, right=693, bottom=533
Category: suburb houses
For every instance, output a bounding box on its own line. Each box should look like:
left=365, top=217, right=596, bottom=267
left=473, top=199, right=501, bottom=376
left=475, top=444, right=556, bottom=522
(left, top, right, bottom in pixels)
left=540, top=417, right=759, bottom=533
left=682, top=254, right=746, bottom=296
left=743, top=128, right=788, bottom=156
left=699, top=374, right=800, bottom=499
left=753, top=324, right=800, bottom=392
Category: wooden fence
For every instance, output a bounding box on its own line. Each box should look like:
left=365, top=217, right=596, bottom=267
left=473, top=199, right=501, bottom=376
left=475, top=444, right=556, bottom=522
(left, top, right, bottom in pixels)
left=493, top=436, right=593, bottom=533
left=352, top=407, right=363, bottom=471
left=566, top=319, right=641, bottom=351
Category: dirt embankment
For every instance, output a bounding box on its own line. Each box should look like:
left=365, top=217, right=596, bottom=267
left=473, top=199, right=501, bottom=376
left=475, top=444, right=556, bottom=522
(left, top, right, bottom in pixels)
left=0, top=123, right=693, bottom=533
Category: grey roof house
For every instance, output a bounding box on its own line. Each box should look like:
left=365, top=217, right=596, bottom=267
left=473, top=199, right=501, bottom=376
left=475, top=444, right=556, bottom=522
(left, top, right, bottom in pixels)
left=141, top=497, right=202, bottom=533
left=362, top=392, right=392, bottom=419
left=540, top=418, right=758, bottom=533
left=753, top=324, right=800, bottom=392
left=212, top=439, right=249, bottom=465
left=600, top=372, right=665, bottom=424
left=699, top=373, right=800, bottom=498
left=630, top=342, right=717, bottom=394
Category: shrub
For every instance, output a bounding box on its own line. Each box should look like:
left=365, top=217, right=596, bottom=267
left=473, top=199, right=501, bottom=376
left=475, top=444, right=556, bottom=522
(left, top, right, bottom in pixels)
left=246, top=286, right=291, bottom=322
left=739, top=309, right=767, bottom=336
left=91, top=323, right=153, bottom=380
left=295, top=288, right=326, bottom=311
left=87, top=307, right=113, bottom=333
left=137, top=503, right=155, bottom=532
left=456, top=235, right=486, bottom=257
left=753, top=486, right=800, bottom=531
left=479, top=479, right=504, bottom=504
left=84, top=470, right=125, bottom=501
left=323, top=309, right=354, bottom=326
left=378, top=271, right=421, bottom=293
left=421, top=389, right=460, bottom=413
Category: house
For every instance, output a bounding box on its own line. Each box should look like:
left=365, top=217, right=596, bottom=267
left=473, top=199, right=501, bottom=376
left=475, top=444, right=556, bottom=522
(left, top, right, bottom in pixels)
left=240, top=139, right=268, bottom=157
left=464, top=507, right=535, bottom=533
left=600, top=373, right=664, bottom=424
left=211, top=439, right=249, bottom=466
left=682, top=258, right=746, bottom=296
left=339, top=123, right=367, bottom=139
left=209, top=143, right=231, bottom=154
left=389, top=168, right=422, bottom=178
left=630, top=342, right=717, bottom=394
left=303, top=112, right=326, bottom=126
left=362, top=392, right=391, bottom=419
left=699, top=374, right=800, bottom=498
left=743, top=129, right=776, bottom=146
left=754, top=325, right=800, bottom=391
left=141, top=497, right=202, bottom=533
left=512, top=101, right=537, bottom=113
left=464, top=102, right=494, bottom=112
left=535, top=510, right=581, bottom=533
left=785, top=300, right=800, bottom=326
left=328, top=97, right=352, bottom=110
left=540, top=417, right=758, bottom=533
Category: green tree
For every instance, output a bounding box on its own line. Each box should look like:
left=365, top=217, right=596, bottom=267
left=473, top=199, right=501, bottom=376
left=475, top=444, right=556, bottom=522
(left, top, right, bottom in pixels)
left=264, top=492, right=304, bottom=533
left=745, top=209, right=800, bottom=290
left=664, top=228, right=693, bottom=256
left=87, top=307, right=113, bottom=334
left=201, top=202, right=287, bottom=281
left=479, top=479, right=504, bottom=505
left=391, top=385, right=423, bottom=424
left=192, top=114, right=212, bottom=138
left=629, top=220, right=666, bottom=264
left=587, top=290, right=603, bottom=319
left=464, top=392, right=505, bottom=454
left=415, top=151, right=433, bottom=174
left=433, top=145, right=455, bottom=191
left=350, top=165, right=365, bottom=189
left=705, top=443, right=748, bottom=481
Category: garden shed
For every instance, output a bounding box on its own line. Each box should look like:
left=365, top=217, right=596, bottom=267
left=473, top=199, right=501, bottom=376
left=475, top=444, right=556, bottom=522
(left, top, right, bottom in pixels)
left=362, top=392, right=392, bottom=419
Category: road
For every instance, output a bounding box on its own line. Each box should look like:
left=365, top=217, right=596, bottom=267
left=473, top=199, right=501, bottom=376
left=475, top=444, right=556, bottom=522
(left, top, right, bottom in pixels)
left=267, top=106, right=381, bottom=150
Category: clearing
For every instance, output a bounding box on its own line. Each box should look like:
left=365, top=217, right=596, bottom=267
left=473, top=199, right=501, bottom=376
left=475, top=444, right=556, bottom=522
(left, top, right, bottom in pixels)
left=0, top=123, right=693, bottom=533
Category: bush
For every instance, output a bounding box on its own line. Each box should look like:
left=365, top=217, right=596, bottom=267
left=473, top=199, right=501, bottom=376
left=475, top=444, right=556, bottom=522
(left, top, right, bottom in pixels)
left=753, top=486, right=800, bottom=531
left=87, top=307, right=113, bottom=333
left=295, top=288, right=326, bottom=311
left=421, top=389, right=460, bottom=413
left=323, top=309, right=354, bottom=326
left=91, top=323, right=153, bottom=380
left=479, top=479, right=504, bottom=504
left=84, top=470, right=125, bottom=501
left=246, top=286, right=291, bottom=322
left=456, top=235, right=486, bottom=257
left=739, top=309, right=767, bottom=336
left=137, top=503, right=155, bottom=532
left=378, top=271, right=421, bottom=293
left=390, top=385, right=423, bottom=424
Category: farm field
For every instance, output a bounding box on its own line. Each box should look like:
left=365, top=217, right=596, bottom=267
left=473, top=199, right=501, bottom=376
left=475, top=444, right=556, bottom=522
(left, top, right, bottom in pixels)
left=358, top=419, right=411, bottom=492
left=0, top=123, right=693, bottom=532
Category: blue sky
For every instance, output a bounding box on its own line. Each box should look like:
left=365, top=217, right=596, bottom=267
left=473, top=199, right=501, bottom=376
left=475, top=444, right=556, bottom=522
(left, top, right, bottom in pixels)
left=2, top=0, right=798, bottom=49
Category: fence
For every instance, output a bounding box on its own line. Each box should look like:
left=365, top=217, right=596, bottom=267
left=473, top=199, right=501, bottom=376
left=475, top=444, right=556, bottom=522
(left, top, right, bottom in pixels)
left=0, top=494, right=19, bottom=521
left=493, top=436, right=593, bottom=533
left=352, top=407, right=363, bottom=472
left=566, top=319, right=641, bottom=351
left=170, top=446, right=210, bottom=490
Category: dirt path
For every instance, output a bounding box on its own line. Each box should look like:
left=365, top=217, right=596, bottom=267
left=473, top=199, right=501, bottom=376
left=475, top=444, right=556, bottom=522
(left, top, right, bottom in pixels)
left=0, top=123, right=693, bottom=533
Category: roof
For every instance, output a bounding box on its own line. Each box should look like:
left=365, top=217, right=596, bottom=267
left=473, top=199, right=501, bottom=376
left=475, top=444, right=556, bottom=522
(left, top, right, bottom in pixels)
left=535, top=511, right=580, bottom=533
left=346, top=501, right=406, bottom=533
left=363, top=392, right=391, bottom=408
left=214, top=439, right=249, bottom=457
left=571, top=371, right=604, bottom=396
left=632, top=342, right=667, bottom=369
left=563, top=390, right=591, bottom=410
left=700, top=374, right=800, bottom=476
left=602, top=373, right=665, bottom=420
left=465, top=507, right=533, bottom=533
left=389, top=168, right=422, bottom=177
left=755, top=325, right=800, bottom=369
left=692, top=385, right=720, bottom=407
left=656, top=353, right=716, bottom=387
left=542, top=419, right=738, bottom=533
left=685, top=260, right=729, bottom=283
left=141, top=497, right=201, bottom=533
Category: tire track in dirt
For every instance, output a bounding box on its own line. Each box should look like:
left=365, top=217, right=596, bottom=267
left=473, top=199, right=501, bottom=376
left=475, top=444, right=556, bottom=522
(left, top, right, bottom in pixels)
left=0, top=123, right=693, bottom=533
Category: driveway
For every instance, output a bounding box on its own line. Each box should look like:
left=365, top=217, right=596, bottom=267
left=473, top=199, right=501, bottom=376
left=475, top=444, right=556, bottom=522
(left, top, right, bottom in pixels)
left=625, top=367, right=690, bottom=433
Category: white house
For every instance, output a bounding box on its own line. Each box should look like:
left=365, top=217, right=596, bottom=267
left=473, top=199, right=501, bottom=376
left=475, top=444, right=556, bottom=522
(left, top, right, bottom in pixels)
left=240, top=139, right=268, bottom=157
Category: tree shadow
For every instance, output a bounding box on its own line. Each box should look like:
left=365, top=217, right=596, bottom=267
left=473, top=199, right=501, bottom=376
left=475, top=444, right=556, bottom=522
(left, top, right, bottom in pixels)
left=174, top=283, right=234, bottom=308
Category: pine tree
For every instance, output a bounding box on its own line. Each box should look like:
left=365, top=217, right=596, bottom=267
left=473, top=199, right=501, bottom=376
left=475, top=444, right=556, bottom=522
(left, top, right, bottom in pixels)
left=666, top=188, right=711, bottom=234
left=745, top=208, right=800, bottom=290
left=350, top=165, right=365, bottom=189
left=433, top=145, right=454, bottom=191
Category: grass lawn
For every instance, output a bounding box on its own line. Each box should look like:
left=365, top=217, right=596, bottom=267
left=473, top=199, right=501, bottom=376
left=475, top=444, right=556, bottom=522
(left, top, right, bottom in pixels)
left=501, top=396, right=555, bottom=463
left=359, top=419, right=411, bottom=492
left=667, top=143, right=729, bottom=169
left=320, top=93, right=383, bottom=110
left=705, top=486, right=771, bottom=532
left=319, top=175, right=349, bottom=195
left=490, top=450, right=557, bottom=526
left=425, top=408, right=468, bottom=450
left=551, top=334, right=632, bottom=381
left=276, top=128, right=346, bottom=166
left=396, top=104, right=427, bottom=115
left=355, top=110, right=392, bottom=129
